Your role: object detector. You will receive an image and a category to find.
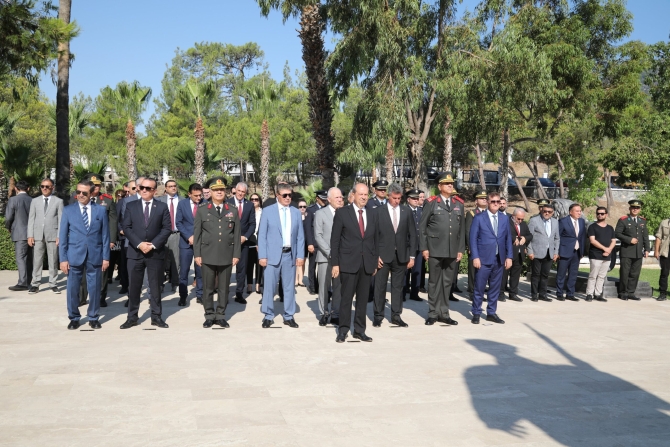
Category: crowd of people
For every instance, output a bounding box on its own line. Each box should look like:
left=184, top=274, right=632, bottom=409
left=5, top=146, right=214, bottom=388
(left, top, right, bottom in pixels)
left=3, top=171, right=665, bottom=342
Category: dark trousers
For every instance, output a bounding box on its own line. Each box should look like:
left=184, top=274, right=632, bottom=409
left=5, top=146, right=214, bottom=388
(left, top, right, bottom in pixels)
left=619, top=256, right=643, bottom=296
left=246, top=246, right=261, bottom=287
left=467, top=255, right=476, bottom=294
left=14, top=240, right=33, bottom=287
left=127, top=257, right=163, bottom=321
left=659, top=256, right=670, bottom=293
left=178, top=246, right=202, bottom=299
left=472, top=259, right=504, bottom=316
left=66, top=256, right=102, bottom=322
left=234, top=244, right=249, bottom=294
left=373, top=254, right=406, bottom=320
left=405, top=250, right=421, bottom=299
left=506, top=254, right=524, bottom=296
left=163, top=233, right=180, bottom=286
left=419, top=258, right=427, bottom=289
left=202, top=263, right=232, bottom=320
left=531, top=252, right=552, bottom=297
left=500, top=265, right=508, bottom=294
left=427, top=256, right=457, bottom=319
left=339, top=266, right=371, bottom=335
left=108, top=249, right=120, bottom=283
left=308, top=250, right=318, bottom=291
left=556, top=249, right=581, bottom=297
left=119, top=245, right=129, bottom=290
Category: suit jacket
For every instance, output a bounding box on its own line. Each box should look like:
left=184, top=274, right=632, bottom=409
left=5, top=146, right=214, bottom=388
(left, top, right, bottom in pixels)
left=527, top=215, right=560, bottom=259
left=27, top=195, right=63, bottom=242
left=58, top=202, right=110, bottom=267
left=122, top=199, right=172, bottom=260
left=376, top=204, right=417, bottom=263
left=407, top=205, right=422, bottom=252
left=5, top=192, right=32, bottom=241
left=157, top=193, right=181, bottom=231
left=314, top=206, right=335, bottom=263
left=330, top=205, right=379, bottom=274
left=558, top=216, right=586, bottom=258
left=118, top=193, right=140, bottom=233
left=507, top=215, right=533, bottom=260
left=304, top=203, right=322, bottom=247
left=175, top=198, right=202, bottom=250
left=469, top=211, right=513, bottom=264
left=226, top=197, right=256, bottom=240
left=365, top=196, right=386, bottom=210
left=257, top=203, right=305, bottom=266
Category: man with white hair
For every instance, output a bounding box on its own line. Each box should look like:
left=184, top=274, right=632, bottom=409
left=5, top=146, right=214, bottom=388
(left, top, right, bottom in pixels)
left=227, top=182, right=256, bottom=304
left=501, top=208, right=533, bottom=302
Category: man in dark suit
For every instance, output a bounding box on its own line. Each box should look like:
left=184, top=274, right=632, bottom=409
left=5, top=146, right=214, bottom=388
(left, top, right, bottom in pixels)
left=365, top=180, right=387, bottom=302
left=156, top=179, right=181, bottom=293
left=59, top=181, right=110, bottom=329
left=404, top=189, right=423, bottom=302
left=175, top=183, right=204, bottom=306
left=304, top=190, right=327, bottom=295
left=502, top=208, right=532, bottom=302
left=556, top=203, right=586, bottom=301
left=373, top=183, right=417, bottom=327
left=116, top=180, right=135, bottom=294
left=226, top=181, right=256, bottom=304
left=465, top=191, right=489, bottom=300
left=5, top=180, right=33, bottom=291
left=469, top=192, right=513, bottom=324
left=331, top=183, right=379, bottom=343
left=119, top=178, right=172, bottom=329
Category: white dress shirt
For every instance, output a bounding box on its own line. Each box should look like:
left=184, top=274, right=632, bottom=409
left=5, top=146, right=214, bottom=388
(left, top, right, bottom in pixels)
left=278, top=203, right=292, bottom=248
left=142, top=199, right=154, bottom=218
left=386, top=202, right=400, bottom=224
left=78, top=202, right=91, bottom=225
left=328, top=205, right=336, bottom=216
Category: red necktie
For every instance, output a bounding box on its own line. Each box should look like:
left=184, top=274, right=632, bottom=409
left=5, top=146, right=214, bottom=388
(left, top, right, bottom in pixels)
left=170, top=197, right=175, bottom=230
left=358, top=209, right=365, bottom=238
left=238, top=200, right=243, bottom=218
left=192, top=202, right=197, bottom=217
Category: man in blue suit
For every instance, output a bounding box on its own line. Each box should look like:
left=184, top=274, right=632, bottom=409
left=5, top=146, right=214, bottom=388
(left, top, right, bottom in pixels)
left=59, top=180, right=111, bottom=330
left=470, top=192, right=513, bottom=324
left=258, top=183, right=305, bottom=328
left=175, top=183, right=204, bottom=306
left=556, top=203, right=586, bottom=301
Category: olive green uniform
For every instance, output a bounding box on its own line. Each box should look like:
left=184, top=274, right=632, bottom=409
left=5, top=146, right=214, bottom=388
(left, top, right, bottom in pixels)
left=614, top=215, right=649, bottom=298
left=80, top=194, right=118, bottom=305
left=194, top=201, right=241, bottom=320
left=419, top=195, right=465, bottom=319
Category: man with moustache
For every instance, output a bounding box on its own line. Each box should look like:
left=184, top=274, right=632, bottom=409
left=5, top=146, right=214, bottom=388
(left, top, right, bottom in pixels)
left=503, top=208, right=533, bottom=302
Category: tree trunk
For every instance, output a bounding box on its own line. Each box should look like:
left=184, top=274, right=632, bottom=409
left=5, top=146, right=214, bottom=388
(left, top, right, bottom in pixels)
left=69, top=158, right=75, bottom=187
left=371, top=163, right=377, bottom=184
left=474, top=142, right=486, bottom=191
left=525, top=160, right=548, bottom=200
left=555, top=149, right=565, bottom=199
left=194, top=117, right=205, bottom=185
left=409, top=139, right=428, bottom=192
left=125, top=119, right=137, bottom=181
left=443, top=108, right=452, bottom=172
left=501, top=128, right=510, bottom=199
left=8, top=177, right=16, bottom=197
left=605, top=168, right=614, bottom=209
left=509, top=165, right=532, bottom=212
left=385, top=138, right=394, bottom=182
left=260, top=119, right=270, bottom=200
left=299, top=5, right=335, bottom=190
left=55, top=0, right=72, bottom=200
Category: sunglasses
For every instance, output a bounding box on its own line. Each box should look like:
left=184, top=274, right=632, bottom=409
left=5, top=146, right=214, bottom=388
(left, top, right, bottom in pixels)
left=130, top=187, right=136, bottom=190
left=299, top=205, right=307, bottom=209
left=596, top=212, right=607, bottom=216
left=542, top=209, right=554, bottom=213
left=631, top=206, right=641, bottom=209
left=138, top=186, right=154, bottom=191
left=489, top=200, right=501, bottom=204
left=40, top=185, right=52, bottom=189
left=250, top=198, right=259, bottom=202
left=280, top=193, right=292, bottom=198
left=75, top=190, right=90, bottom=196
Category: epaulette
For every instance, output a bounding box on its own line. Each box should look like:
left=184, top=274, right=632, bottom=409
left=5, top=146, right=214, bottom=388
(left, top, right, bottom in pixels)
left=453, top=196, right=464, bottom=204
left=427, top=195, right=438, bottom=202
left=198, top=202, right=207, bottom=207
left=639, top=216, right=646, bottom=220
left=468, top=210, right=475, bottom=217
left=620, top=216, right=627, bottom=220
left=207, top=203, right=212, bottom=209
left=100, top=193, right=113, bottom=200
left=224, top=203, right=229, bottom=211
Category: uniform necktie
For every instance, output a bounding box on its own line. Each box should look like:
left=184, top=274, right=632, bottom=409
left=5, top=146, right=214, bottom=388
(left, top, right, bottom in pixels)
left=444, top=198, right=450, bottom=211
left=574, top=220, right=579, bottom=250
left=44, top=197, right=48, bottom=214
left=358, top=209, right=365, bottom=238
left=412, top=208, right=417, bottom=222
left=238, top=200, right=243, bottom=219
left=170, top=197, right=175, bottom=230
left=82, top=206, right=89, bottom=229
left=144, top=201, right=150, bottom=226
left=216, top=206, right=221, bottom=217
left=192, top=202, right=197, bottom=217
left=392, top=206, right=398, bottom=233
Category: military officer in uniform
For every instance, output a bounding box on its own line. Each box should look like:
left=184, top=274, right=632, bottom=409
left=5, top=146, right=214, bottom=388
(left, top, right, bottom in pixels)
left=465, top=191, right=488, bottom=300
left=404, top=189, right=423, bottom=301
left=79, top=173, right=118, bottom=307
left=419, top=172, right=465, bottom=326
left=365, top=180, right=389, bottom=210
left=615, top=199, right=649, bottom=301
left=194, top=177, right=242, bottom=328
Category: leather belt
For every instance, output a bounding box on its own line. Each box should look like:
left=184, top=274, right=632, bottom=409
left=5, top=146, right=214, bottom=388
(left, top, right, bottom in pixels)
left=282, top=247, right=292, bottom=253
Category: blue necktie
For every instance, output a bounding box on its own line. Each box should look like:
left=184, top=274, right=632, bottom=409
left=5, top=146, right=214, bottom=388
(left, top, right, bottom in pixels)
left=82, top=206, right=89, bottom=230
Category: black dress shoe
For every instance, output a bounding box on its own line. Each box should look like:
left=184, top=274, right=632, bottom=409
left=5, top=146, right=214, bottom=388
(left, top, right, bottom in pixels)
left=619, top=295, right=628, bottom=301
left=449, top=295, right=459, bottom=302
left=629, top=295, right=641, bottom=301
left=531, top=296, right=538, bottom=302
left=234, top=296, right=247, bottom=304
left=336, top=332, right=347, bottom=343
left=178, top=297, right=186, bottom=306
left=471, top=315, right=480, bottom=324
left=585, top=294, right=593, bottom=302
left=151, top=317, right=169, bottom=328
left=172, top=284, right=177, bottom=293
left=372, top=317, right=383, bottom=327
left=258, top=298, right=262, bottom=304
left=419, top=287, right=428, bottom=293
left=437, top=316, right=458, bottom=325
left=319, top=315, right=329, bottom=326
left=566, top=296, right=579, bottom=301
left=215, top=318, right=230, bottom=328
left=203, top=320, right=215, bottom=328
left=329, top=317, right=340, bottom=326
left=391, top=316, right=408, bottom=327
left=67, top=321, right=80, bottom=330
left=657, top=294, right=667, bottom=301
left=89, top=320, right=102, bottom=329
left=454, top=286, right=463, bottom=293
left=8, top=285, right=29, bottom=291
left=124, top=300, right=129, bottom=307
left=425, top=317, right=437, bottom=325
left=409, top=296, right=423, bottom=301
left=196, top=297, right=203, bottom=304
left=100, top=298, right=107, bottom=307
left=28, top=286, right=38, bottom=294
left=539, top=295, right=552, bottom=302
left=119, top=319, right=138, bottom=329
left=508, top=295, right=523, bottom=302
left=262, top=319, right=274, bottom=328
left=486, top=314, right=505, bottom=324
left=51, top=287, right=60, bottom=294
left=284, top=318, right=299, bottom=328
left=498, top=294, right=507, bottom=302
left=353, top=332, right=373, bottom=342
left=556, top=295, right=565, bottom=301
left=119, top=288, right=128, bottom=294
left=595, top=295, right=607, bottom=302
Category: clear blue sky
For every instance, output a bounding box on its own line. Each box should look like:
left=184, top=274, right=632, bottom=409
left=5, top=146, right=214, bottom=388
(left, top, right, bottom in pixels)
left=39, top=0, right=670, bottom=122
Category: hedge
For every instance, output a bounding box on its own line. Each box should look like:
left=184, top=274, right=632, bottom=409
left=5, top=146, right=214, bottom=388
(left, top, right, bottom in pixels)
left=0, top=218, right=17, bottom=270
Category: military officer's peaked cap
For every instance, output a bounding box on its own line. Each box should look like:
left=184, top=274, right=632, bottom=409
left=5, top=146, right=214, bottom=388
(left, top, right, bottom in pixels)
left=537, top=198, right=552, bottom=207
left=437, top=172, right=455, bottom=184
left=475, top=190, right=487, bottom=199
left=628, top=199, right=643, bottom=207
left=85, top=173, right=102, bottom=185
left=209, top=177, right=227, bottom=190
left=372, top=180, right=389, bottom=189
left=316, top=190, right=328, bottom=200
left=406, top=188, right=421, bottom=198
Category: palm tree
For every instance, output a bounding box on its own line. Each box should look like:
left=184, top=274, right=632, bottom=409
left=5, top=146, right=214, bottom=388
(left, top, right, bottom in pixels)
left=0, top=144, right=32, bottom=199
left=72, top=161, right=106, bottom=186
left=0, top=104, right=25, bottom=214
left=178, top=79, right=217, bottom=185
left=246, top=80, right=286, bottom=199
left=48, top=101, right=90, bottom=138
left=55, top=0, right=72, bottom=199
left=256, top=1, right=336, bottom=189
left=103, top=81, right=152, bottom=181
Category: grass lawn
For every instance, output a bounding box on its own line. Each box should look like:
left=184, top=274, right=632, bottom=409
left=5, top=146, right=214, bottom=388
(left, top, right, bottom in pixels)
left=579, top=267, right=662, bottom=295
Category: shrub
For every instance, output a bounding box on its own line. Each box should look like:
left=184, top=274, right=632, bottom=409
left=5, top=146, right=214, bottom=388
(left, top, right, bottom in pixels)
left=641, top=181, right=670, bottom=233
left=0, top=218, right=17, bottom=270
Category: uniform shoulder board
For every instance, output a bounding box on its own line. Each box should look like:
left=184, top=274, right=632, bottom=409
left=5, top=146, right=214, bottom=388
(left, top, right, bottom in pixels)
left=620, top=216, right=627, bottom=220
left=468, top=210, right=475, bottom=217
left=100, top=193, right=113, bottom=200
left=427, top=195, right=438, bottom=202
left=224, top=203, right=229, bottom=210
left=198, top=202, right=207, bottom=207
left=207, top=203, right=212, bottom=209
left=639, top=216, right=646, bottom=220
left=453, top=196, right=464, bottom=204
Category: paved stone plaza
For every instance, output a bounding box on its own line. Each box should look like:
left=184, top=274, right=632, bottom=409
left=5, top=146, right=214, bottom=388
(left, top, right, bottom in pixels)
left=1, top=268, right=669, bottom=446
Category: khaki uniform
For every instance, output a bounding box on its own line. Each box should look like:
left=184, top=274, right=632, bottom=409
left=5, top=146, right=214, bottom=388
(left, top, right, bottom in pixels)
left=194, top=201, right=241, bottom=320
left=615, top=215, right=649, bottom=297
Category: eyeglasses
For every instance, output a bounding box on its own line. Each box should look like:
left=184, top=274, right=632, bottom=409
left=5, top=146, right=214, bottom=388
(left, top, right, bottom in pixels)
left=75, top=190, right=89, bottom=196
left=250, top=198, right=259, bottom=202
left=542, top=210, right=554, bottom=213
left=40, top=185, right=52, bottom=189
left=489, top=200, right=501, bottom=204
left=299, top=205, right=307, bottom=209
left=138, top=186, right=154, bottom=191
left=130, top=187, right=136, bottom=190
left=280, top=193, right=292, bottom=198
left=596, top=212, right=607, bottom=216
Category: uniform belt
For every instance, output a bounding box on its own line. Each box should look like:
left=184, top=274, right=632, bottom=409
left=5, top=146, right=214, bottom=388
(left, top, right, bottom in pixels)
left=282, top=247, right=292, bottom=253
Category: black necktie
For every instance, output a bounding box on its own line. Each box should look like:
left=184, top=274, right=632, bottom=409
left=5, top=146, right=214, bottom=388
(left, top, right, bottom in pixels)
left=216, top=206, right=221, bottom=217
left=444, top=198, right=450, bottom=211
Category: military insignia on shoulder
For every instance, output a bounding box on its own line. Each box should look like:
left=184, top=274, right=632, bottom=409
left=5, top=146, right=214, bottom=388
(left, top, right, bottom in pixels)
left=453, top=196, right=464, bottom=204
left=427, top=195, right=438, bottom=202
left=207, top=203, right=212, bottom=209
left=224, top=203, right=229, bottom=211
left=198, top=202, right=207, bottom=207
left=620, top=216, right=627, bottom=220
left=101, top=193, right=113, bottom=200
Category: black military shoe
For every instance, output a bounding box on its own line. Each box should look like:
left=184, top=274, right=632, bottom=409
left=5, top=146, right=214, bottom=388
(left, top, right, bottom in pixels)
left=203, top=320, right=215, bottom=328
left=214, top=319, right=230, bottom=328
left=657, top=294, right=667, bottom=301
left=425, top=317, right=437, bottom=326
left=595, top=295, right=608, bottom=302
left=628, top=295, right=641, bottom=301
left=585, top=294, right=593, bottom=302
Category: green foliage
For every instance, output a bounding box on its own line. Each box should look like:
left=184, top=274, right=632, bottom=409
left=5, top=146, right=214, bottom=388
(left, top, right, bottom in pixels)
left=0, top=218, right=17, bottom=270
left=458, top=251, right=468, bottom=275
left=641, top=181, right=670, bottom=234
left=71, top=160, right=106, bottom=188
left=295, top=179, right=322, bottom=205
left=647, top=40, right=670, bottom=112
